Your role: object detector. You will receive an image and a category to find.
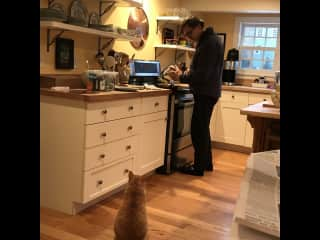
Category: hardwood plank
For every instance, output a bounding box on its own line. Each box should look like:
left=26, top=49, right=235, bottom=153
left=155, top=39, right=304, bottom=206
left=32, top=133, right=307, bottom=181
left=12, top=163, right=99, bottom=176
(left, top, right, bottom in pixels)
left=40, top=148, right=249, bottom=240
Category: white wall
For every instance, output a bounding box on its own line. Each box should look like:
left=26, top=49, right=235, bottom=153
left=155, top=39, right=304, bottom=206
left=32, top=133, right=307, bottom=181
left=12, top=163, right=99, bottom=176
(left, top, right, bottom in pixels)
left=179, top=0, right=279, bottom=13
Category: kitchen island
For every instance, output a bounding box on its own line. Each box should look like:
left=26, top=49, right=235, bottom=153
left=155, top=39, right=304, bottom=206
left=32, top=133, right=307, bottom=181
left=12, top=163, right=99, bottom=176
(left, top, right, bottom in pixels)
left=240, top=101, right=280, bottom=153
left=40, top=88, right=170, bottom=214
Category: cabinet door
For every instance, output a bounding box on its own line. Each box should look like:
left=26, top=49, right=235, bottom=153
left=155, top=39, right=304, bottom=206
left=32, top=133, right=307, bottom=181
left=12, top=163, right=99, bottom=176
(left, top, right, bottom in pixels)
left=213, top=101, right=247, bottom=145
left=244, top=120, right=254, bottom=147
left=137, top=111, right=167, bottom=175
left=210, top=100, right=219, bottom=141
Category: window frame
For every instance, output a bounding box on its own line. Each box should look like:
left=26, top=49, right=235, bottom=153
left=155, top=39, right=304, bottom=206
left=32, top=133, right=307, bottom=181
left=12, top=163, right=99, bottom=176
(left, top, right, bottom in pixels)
left=233, top=17, right=280, bottom=77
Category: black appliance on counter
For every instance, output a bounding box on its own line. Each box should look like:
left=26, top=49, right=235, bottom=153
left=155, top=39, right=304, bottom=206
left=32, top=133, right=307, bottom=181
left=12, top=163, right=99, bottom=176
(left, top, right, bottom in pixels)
left=222, top=48, right=239, bottom=86
left=128, top=59, right=161, bottom=85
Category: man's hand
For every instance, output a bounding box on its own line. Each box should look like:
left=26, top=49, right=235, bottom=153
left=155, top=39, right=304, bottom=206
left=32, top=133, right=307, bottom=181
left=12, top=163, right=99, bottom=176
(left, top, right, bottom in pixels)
left=166, top=65, right=182, bottom=81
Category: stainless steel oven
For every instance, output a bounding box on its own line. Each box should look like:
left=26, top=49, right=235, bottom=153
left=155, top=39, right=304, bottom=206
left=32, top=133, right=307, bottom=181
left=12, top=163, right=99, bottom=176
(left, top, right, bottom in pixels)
left=157, top=85, right=194, bottom=174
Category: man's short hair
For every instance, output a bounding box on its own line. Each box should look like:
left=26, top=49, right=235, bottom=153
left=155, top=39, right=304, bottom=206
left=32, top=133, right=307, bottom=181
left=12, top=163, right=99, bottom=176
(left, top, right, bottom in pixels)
left=181, top=16, right=205, bottom=30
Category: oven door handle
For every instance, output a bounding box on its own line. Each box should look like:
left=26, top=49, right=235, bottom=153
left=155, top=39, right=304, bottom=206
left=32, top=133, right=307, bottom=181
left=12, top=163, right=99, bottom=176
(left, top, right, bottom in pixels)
left=177, top=101, right=194, bottom=107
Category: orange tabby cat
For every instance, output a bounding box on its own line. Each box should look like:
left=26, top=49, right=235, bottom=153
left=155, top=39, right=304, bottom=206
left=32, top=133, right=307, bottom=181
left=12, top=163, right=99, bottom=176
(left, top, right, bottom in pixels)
left=114, top=170, right=148, bottom=240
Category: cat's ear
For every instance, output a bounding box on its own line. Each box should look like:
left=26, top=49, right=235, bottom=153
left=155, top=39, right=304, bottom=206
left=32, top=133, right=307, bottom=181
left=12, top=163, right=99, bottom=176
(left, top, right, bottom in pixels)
left=128, top=170, right=134, bottom=182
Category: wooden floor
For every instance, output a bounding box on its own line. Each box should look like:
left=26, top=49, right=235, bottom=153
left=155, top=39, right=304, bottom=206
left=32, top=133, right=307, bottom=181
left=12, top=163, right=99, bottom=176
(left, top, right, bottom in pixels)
left=40, top=148, right=249, bottom=240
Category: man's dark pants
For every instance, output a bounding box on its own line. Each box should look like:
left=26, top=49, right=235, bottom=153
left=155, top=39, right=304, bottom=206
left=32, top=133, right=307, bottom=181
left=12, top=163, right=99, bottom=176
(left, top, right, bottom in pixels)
left=191, top=94, right=219, bottom=172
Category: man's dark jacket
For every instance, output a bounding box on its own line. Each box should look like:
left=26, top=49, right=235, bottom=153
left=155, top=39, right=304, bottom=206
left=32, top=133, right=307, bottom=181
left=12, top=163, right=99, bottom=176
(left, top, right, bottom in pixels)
left=180, top=27, right=224, bottom=99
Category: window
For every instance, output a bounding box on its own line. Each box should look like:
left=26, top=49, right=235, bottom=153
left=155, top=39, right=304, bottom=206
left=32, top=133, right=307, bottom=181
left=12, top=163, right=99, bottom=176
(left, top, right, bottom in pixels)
left=234, top=17, right=280, bottom=76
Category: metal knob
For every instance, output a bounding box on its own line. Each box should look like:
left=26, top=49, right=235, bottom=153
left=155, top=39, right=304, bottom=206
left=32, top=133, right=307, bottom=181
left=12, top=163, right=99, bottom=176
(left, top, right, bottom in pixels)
left=232, top=95, right=235, bottom=99
left=97, top=180, right=103, bottom=186
left=128, top=126, right=133, bottom=131
left=126, top=145, right=131, bottom=150
left=264, top=99, right=267, bottom=101
left=128, top=106, right=134, bottom=111
left=101, top=109, right=107, bottom=114
left=100, top=154, right=105, bottom=159
left=101, top=132, right=107, bottom=137
left=154, top=102, right=159, bottom=107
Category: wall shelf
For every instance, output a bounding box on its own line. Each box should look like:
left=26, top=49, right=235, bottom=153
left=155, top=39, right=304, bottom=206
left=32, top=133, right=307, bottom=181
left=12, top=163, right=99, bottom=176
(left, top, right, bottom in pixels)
left=108, top=0, right=143, bottom=7
left=156, top=16, right=185, bottom=34
left=154, top=44, right=195, bottom=62
left=154, top=44, right=195, bottom=52
left=40, top=21, right=140, bottom=52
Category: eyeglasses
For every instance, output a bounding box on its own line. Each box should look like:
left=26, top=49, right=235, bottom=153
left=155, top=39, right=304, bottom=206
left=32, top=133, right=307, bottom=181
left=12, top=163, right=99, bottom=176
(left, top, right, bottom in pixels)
left=182, top=28, right=193, bottom=38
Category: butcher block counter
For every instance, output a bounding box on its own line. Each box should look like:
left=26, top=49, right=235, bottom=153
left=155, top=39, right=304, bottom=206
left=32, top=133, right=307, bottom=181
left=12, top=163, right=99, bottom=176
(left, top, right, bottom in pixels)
left=40, top=87, right=171, bottom=102
left=240, top=101, right=280, bottom=153
left=240, top=101, right=280, bottom=119
left=40, top=87, right=170, bottom=214
left=222, top=85, right=275, bottom=94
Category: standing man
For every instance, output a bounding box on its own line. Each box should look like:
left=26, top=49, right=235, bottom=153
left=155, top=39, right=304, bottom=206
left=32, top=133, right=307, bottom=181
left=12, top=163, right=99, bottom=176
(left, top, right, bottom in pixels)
left=168, top=16, right=224, bottom=176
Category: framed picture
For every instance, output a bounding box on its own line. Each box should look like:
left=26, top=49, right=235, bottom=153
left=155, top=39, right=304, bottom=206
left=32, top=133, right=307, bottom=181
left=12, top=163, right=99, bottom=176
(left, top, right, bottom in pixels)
left=55, top=38, right=74, bottom=69
left=217, top=33, right=226, bottom=55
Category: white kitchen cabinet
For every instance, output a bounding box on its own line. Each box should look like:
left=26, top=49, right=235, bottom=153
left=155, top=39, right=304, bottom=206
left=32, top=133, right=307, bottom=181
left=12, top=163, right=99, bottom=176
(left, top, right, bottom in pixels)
left=213, top=99, right=248, bottom=145
left=212, top=91, right=248, bottom=145
left=40, top=93, right=168, bottom=215
left=244, top=93, right=272, bottom=147
left=137, top=96, right=168, bottom=175
left=209, top=100, right=219, bottom=140
left=210, top=90, right=272, bottom=148
left=138, top=111, right=167, bottom=175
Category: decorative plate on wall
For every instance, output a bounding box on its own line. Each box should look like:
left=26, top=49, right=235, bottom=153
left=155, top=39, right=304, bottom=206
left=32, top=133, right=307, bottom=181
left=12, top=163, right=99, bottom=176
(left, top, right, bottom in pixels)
left=49, top=2, right=67, bottom=17
left=69, top=0, right=89, bottom=26
left=127, top=7, right=149, bottom=49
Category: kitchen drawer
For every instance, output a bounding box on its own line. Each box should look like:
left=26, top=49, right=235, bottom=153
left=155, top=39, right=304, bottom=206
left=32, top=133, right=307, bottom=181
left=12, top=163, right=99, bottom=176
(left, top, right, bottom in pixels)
left=86, top=98, right=141, bottom=124
left=142, top=95, right=168, bottom=114
left=82, top=156, right=133, bottom=203
left=248, top=93, right=272, bottom=105
left=220, top=91, right=248, bottom=104
left=84, top=136, right=138, bottom=171
left=85, top=116, right=141, bottom=148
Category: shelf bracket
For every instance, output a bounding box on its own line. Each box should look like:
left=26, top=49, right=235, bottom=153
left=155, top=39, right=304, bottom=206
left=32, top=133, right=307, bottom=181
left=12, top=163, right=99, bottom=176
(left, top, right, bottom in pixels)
left=97, top=37, right=114, bottom=54
left=175, top=50, right=185, bottom=63
left=48, top=0, right=55, bottom=7
left=155, top=47, right=166, bottom=59
left=99, top=1, right=116, bottom=18
left=46, top=29, right=65, bottom=52
left=100, top=38, right=114, bottom=51
left=156, top=20, right=160, bottom=34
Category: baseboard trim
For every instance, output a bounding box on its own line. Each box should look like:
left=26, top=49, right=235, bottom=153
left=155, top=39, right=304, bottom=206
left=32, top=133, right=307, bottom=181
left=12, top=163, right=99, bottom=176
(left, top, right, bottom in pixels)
left=212, top=141, right=252, bottom=154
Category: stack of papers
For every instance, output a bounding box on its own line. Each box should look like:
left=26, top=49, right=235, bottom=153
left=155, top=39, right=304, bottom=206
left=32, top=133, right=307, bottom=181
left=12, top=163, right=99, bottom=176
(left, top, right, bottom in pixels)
left=231, top=150, right=280, bottom=240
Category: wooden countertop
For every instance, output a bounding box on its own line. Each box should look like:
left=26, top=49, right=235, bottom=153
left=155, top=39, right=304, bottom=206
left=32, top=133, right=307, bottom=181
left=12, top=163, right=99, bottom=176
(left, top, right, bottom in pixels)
left=222, top=85, right=275, bottom=94
left=40, top=88, right=171, bottom=102
left=240, top=101, right=280, bottom=119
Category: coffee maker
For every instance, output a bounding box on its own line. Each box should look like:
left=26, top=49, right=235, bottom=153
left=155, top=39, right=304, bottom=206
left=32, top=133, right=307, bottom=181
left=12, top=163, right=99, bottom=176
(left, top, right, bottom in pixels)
left=222, top=48, right=239, bottom=85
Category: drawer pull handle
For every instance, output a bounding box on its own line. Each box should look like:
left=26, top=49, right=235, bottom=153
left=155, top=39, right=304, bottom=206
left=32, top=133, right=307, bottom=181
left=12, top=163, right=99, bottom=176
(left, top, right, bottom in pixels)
left=101, top=109, right=107, bottom=114
left=124, top=169, right=129, bottom=174
left=263, top=99, right=267, bottom=101
left=154, top=102, right=159, bottom=107
left=128, top=106, right=134, bottom=111
left=101, top=132, right=107, bottom=137
left=100, top=154, right=105, bottom=159
left=232, top=95, right=235, bottom=99
left=128, top=126, right=133, bottom=131
left=126, top=145, right=132, bottom=150
left=97, top=180, right=103, bottom=186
